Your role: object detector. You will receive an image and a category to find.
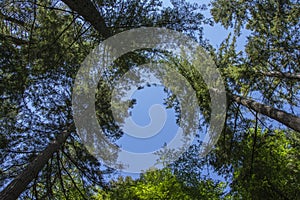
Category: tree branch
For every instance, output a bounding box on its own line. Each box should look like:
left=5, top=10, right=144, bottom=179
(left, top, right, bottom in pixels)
left=259, top=70, right=300, bottom=80
left=0, top=11, right=27, bottom=27
left=61, top=0, right=111, bottom=39
left=0, top=34, right=31, bottom=45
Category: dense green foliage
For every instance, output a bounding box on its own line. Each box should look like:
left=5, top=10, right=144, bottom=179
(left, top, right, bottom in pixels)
left=92, top=168, right=225, bottom=200
left=0, top=0, right=299, bottom=199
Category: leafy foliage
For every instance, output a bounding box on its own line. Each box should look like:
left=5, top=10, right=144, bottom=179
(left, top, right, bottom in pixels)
left=0, top=0, right=299, bottom=199
left=93, top=168, right=226, bottom=200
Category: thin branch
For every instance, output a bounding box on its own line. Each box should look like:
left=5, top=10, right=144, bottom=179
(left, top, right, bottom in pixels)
left=33, top=2, right=76, bottom=14
left=57, top=152, right=68, bottom=200
left=62, top=148, right=103, bottom=186
left=250, top=112, right=258, bottom=176
left=0, top=11, right=27, bottom=27
left=45, top=153, right=54, bottom=198
left=0, top=125, right=73, bottom=200
left=59, top=158, right=88, bottom=200
left=27, top=0, right=37, bottom=62
left=229, top=103, right=240, bottom=159
left=47, top=15, right=78, bottom=50
left=0, top=34, right=30, bottom=45
left=259, top=70, right=300, bottom=80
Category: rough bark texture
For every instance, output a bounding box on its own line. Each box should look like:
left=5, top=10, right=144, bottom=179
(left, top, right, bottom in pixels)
left=0, top=130, right=71, bottom=200
left=233, top=95, right=300, bottom=132
left=61, top=0, right=111, bottom=38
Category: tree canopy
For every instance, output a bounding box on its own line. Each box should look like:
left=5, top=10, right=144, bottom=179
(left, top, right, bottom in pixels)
left=0, top=0, right=299, bottom=199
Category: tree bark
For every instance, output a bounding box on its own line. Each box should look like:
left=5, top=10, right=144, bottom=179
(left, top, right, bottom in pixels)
left=0, top=129, right=71, bottom=200
left=61, top=0, right=111, bottom=39
left=0, top=1, right=111, bottom=199
left=2, top=0, right=299, bottom=199
left=232, top=95, right=300, bottom=132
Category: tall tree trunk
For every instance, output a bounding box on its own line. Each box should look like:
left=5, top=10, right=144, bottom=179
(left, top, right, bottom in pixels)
left=0, top=1, right=109, bottom=199
left=0, top=129, right=71, bottom=200
left=232, top=95, right=300, bottom=132
left=2, top=1, right=299, bottom=199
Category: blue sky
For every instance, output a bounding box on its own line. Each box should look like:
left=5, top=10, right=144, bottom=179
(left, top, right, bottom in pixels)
left=115, top=0, right=249, bottom=157
left=116, top=86, right=178, bottom=153
left=110, top=0, right=251, bottom=181
left=162, top=0, right=251, bottom=50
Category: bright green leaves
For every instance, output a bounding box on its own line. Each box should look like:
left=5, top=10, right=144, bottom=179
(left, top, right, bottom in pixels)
left=228, top=128, right=300, bottom=199
left=93, top=168, right=226, bottom=200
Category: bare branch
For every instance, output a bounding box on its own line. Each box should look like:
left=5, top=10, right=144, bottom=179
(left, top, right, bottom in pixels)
left=259, top=70, right=300, bottom=80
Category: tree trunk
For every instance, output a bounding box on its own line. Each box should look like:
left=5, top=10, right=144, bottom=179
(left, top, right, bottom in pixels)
left=61, top=0, right=111, bottom=39
left=0, top=129, right=71, bottom=200
left=0, top=1, right=109, bottom=199
left=2, top=1, right=299, bottom=199
left=232, top=95, right=300, bottom=132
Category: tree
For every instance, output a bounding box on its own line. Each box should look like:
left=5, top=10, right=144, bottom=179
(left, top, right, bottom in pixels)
left=0, top=0, right=208, bottom=199
left=210, top=0, right=300, bottom=130
left=163, top=0, right=300, bottom=199
left=92, top=168, right=226, bottom=200
left=0, top=1, right=103, bottom=198
left=1, top=0, right=299, bottom=199
left=230, top=128, right=300, bottom=199
left=207, top=0, right=300, bottom=198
